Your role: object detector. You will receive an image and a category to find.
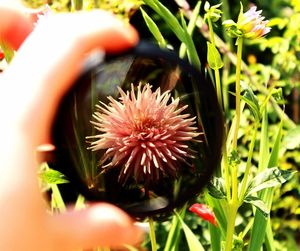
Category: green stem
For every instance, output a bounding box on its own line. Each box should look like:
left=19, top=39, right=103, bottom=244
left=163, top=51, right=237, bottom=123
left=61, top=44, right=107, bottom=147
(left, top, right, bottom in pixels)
left=215, top=68, right=223, bottom=109
left=224, top=203, right=238, bottom=251
left=149, top=218, right=157, bottom=251
left=225, top=37, right=244, bottom=251
left=239, top=123, right=258, bottom=202
left=232, top=37, right=243, bottom=149
left=207, top=16, right=224, bottom=109
left=207, top=16, right=216, bottom=45
left=223, top=141, right=231, bottom=201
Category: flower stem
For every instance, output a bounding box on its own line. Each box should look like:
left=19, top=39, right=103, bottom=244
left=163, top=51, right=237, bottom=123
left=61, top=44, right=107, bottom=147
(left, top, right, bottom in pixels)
left=239, top=123, right=258, bottom=202
left=149, top=218, right=157, bottom=251
left=225, top=37, right=244, bottom=251
left=232, top=37, right=243, bottom=149
left=215, top=68, right=223, bottom=109
left=207, top=16, right=223, bottom=108
left=224, top=203, right=238, bottom=251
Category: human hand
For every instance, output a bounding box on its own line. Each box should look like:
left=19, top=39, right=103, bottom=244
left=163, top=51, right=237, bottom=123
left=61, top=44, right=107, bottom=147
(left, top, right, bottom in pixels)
left=0, top=1, right=143, bottom=250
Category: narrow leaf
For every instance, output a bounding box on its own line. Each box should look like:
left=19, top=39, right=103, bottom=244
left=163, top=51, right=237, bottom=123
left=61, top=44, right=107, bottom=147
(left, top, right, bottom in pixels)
left=258, top=110, right=269, bottom=171
left=180, top=12, right=201, bottom=68
left=144, top=0, right=201, bottom=68
left=247, top=189, right=274, bottom=251
left=207, top=42, right=224, bottom=69
left=179, top=1, right=201, bottom=58
left=175, top=212, right=205, bottom=251
left=140, top=7, right=167, bottom=47
left=164, top=207, right=186, bottom=251
left=143, top=0, right=185, bottom=41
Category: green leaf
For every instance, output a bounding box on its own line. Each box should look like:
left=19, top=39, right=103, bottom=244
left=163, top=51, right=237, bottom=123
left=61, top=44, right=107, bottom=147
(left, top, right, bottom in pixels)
left=240, top=87, right=260, bottom=122
left=143, top=0, right=201, bottom=68
left=282, top=125, right=300, bottom=150
left=51, top=184, right=66, bottom=212
left=247, top=189, right=274, bottom=251
left=39, top=168, right=69, bottom=185
left=207, top=42, right=224, bottom=70
left=140, top=7, right=167, bottom=48
left=207, top=177, right=226, bottom=199
left=179, top=1, right=201, bottom=58
left=271, top=88, right=284, bottom=104
left=258, top=110, right=269, bottom=171
left=164, top=207, right=186, bottom=251
left=268, top=121, right=283, bottom=168
left=204, top=190, right=227, bottom=239
left=246, top=167, right=296, bottom=196
left=175, top=212, right=205, bottom=251
left=143, top=0, right=185, bottom=41
left=244, top=196, right=269, bottom=218
left=180, top=12, right=201, bottom=68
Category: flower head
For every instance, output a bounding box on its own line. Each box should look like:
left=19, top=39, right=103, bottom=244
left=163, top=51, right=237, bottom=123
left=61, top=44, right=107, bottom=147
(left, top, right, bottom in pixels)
left=223, top=4, right=271, bottom=39
left=87, top=83, right=201, bottom=185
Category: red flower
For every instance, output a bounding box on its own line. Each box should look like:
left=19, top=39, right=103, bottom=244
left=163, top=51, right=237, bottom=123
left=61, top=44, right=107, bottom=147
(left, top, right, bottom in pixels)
left=0, top=48, right=4, bottom=61
left=189, top=203, right=217, bottom=226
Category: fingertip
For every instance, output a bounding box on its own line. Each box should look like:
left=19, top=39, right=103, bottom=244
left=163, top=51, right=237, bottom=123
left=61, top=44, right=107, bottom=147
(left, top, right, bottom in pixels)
left=49, top=203, right=144, bottom=250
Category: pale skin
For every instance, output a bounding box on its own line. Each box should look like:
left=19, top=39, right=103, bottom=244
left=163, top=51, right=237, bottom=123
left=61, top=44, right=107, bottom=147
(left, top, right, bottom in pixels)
left=0, top=1, right=143, bottom=250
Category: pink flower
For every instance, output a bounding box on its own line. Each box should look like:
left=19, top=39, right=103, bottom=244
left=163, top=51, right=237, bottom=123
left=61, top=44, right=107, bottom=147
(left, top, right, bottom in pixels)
left=87, top=83, right=201, bottom=185
left=237, top=6, right=271, bottom=39
left=189, top=203, right=217, bottom=226
left=223, top=4, right=271, bottom=39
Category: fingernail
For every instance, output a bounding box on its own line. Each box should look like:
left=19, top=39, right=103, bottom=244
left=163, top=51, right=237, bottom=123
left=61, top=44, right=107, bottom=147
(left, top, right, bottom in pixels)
left=134, top=221, right=149, bottom=233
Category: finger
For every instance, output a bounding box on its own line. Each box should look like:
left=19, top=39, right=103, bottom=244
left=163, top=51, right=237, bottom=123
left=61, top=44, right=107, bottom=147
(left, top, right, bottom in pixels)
left=48, top=203, right=144, bottom=250
left=2, top=10, right=138, bottom=144
left=0, top=2, right=33, bottom=49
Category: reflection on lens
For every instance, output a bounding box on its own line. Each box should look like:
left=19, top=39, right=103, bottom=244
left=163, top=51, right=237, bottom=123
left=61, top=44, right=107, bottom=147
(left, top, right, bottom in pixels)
left=51, top=42, right=223, bottom=220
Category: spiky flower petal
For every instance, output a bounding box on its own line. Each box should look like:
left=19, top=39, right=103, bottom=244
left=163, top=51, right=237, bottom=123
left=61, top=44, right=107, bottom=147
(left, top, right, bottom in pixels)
left=87, top=83, right=201, bottom=185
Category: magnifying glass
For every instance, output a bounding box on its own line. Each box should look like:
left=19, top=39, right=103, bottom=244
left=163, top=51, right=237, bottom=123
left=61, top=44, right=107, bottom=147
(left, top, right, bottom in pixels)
left=50, top=41, right=224, bottom=220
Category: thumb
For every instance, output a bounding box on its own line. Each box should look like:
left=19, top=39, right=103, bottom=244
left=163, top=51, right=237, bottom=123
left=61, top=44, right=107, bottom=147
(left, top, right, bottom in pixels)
left=48, top=203, right=144, bottom=250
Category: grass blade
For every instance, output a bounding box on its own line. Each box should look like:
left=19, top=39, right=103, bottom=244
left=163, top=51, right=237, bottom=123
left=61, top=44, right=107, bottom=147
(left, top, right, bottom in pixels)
left=140, top=7, right=167, bottom=48
left=175, top=212, right=205, bottom=251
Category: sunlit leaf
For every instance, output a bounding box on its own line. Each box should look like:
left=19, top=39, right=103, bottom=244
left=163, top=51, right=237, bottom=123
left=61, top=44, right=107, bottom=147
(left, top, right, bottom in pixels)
left=207, top=177, right=226, bottom=199
left=175, top=212, right=205, bottom=251
left=39, top=168, right=69, bottom=185
left=207, top=42, right=224, bottom=70
left=282, top=126, right=300, bottom=150
left=240, top=87, right=260, bottom=122
left=244, top=196, right=269, bottom=218
left=246, top=167, right=296, bottom=196
left=140, top=7, right=167, bottom=47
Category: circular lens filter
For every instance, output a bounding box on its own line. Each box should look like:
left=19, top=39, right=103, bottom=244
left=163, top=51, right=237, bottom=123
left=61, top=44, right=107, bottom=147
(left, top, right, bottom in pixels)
left=51, top=41, right=224, bottom=220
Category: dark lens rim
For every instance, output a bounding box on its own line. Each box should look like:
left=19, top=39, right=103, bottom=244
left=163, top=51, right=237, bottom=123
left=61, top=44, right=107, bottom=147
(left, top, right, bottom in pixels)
left=50, top=41, right=224, bottom=217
